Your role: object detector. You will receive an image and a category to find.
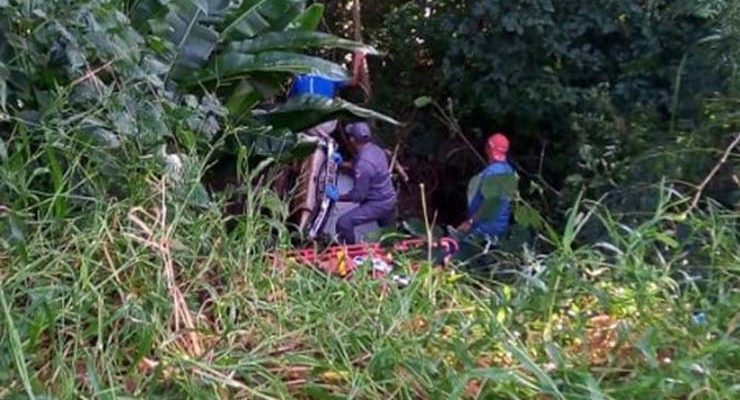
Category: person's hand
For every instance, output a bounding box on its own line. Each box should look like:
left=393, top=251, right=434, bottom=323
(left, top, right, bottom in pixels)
left=326, top=184, right=339, bottom=201
left=330, top=151, right=343, bottom=165
left=457, top=219, right=473, bottom=233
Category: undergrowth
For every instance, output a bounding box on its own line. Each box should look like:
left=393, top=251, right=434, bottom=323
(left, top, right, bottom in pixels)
left=1, top=166, right=738, bottom=399
left=2, top=1, right=738, bottom=398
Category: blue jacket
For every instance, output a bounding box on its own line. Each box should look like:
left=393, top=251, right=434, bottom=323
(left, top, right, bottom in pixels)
left=289, top=74, right=348, bottom=98
left=468, top=161, right=514, bottom=238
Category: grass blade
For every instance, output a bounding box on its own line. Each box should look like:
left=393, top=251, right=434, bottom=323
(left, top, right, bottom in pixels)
left=0, top=287, right=36, bottom=399
left=504, top=341, right=565, bottom=400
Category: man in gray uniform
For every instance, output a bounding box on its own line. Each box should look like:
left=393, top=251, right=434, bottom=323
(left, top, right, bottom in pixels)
left=326, top=122, right=397, bottom=244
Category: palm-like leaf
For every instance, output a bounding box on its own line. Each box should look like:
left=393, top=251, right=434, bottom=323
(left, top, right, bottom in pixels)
left=133, top=0, right=230, bottom=76
left=256, top=94, right=400, bottom=133
left=219, top=0, right=305, bottom=40
left=128, top=0, right=396, bottom=164
left=194, top=51, right=349, bottom=84
left=288, top=3, right=324, bottom=31
left=225, top=31, right=379, bottom=54
left=165, top=6, right=219, bottom=74
left=134, top=0, right=361, bottom=86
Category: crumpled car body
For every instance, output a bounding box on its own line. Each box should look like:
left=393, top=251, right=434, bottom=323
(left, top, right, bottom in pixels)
left=274, top=120, right=382, bottom=242
left=283, top=120, right=340, bottom=240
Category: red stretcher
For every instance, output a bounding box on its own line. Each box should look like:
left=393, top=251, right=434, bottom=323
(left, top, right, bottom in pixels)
left=271, top=238, right=459, bottom=281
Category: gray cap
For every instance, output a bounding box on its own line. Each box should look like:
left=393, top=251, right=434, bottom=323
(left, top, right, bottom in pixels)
left=345, top=122, right=372, bottom=140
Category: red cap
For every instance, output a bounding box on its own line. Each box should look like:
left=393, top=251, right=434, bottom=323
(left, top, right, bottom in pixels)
left=486, top=133, right=509, bottom=161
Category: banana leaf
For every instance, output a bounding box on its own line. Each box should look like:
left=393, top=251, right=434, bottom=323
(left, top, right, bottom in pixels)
left=481, top=173, right=518, bottom=200
left=193, top=51, right=348, bottom=84
left=131, top=0, right=230, bottom=76
left=256, top=94, right=400, bottom=133
left=227, top=126, right=315, bottom=161
left=161, top=0, right=231, bottom=76
left=225, top=31, right=380, bottom=55
left=220, top=0, right=305, bottom=40
left=288, top=3, right=324, bottom=31
left=466, top=173, right=519, bottom=221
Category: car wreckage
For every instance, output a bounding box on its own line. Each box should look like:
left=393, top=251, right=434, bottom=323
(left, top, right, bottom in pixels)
left=273, top=120, right=384, bottom=243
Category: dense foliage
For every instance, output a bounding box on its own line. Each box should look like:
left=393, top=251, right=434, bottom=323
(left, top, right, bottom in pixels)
left=325, top=0, right=740, bottom=226
left=0, top=0, right=384, bottom=215
left=0, top=0, right=738, bottom=399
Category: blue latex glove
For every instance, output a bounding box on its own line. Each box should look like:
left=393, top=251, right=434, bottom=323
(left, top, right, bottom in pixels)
left=330, top=151, right=344, bottom=165
left=326, top=184, right=339, bottom=201
left=692, top=312, right=707, bottom=326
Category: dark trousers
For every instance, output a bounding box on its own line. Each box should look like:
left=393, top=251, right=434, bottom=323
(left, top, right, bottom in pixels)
left=336, top=201, right=396, bottom=244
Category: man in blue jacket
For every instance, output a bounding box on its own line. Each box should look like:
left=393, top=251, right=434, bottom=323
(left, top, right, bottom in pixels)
left=455, top=133, right=515, bottom=261
left=326, top=122, right=397, bottom=244
left=464, top=133, right=514, bottom=236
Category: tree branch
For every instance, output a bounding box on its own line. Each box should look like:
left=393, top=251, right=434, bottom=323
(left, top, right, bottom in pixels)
left=687, top=133, right=740, bottom=213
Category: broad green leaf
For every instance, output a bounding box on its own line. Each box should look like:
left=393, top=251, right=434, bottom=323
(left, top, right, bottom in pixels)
left=480, top=174, right=518, bottom=200
left=262, top=0, right=306, bottom=33
left=226, top=31, right=379, bottom=55
left=220, top=0, right=304, bottom=40
left=230, top=126, right=314, bottom=161
left=476, top=199, right=503, bottom=221
left=466, top=173, right=518, bottom=221
left=194, top=51, right=348, bottom=83
left=166, top=3, right=218, bottom=74
left=289, top=3, right=324, bottom=31
left=256, top=94, right=399, bottom=133
left=221, top=0, right=273, bottom=39
left=225, top=80, right=262, bottom=120
left=153, top=0, right=231, bottom=76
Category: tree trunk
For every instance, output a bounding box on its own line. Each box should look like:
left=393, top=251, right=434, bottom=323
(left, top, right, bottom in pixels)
left=353, top=0, right=372, bottom=103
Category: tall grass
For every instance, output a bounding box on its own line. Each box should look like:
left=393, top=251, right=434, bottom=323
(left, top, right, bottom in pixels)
left=1, top=138, right=739, bottom=399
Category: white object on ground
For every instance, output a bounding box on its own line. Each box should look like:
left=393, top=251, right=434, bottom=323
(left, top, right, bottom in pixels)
left=353, top=256, right=393, bottom=273
left=392, top=275, right=411, bottom=286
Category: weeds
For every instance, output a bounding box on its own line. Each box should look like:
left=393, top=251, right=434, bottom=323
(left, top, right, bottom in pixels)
left=1, top=1, right=737, bottom=398
left=1, top=151, right=738, bottom=399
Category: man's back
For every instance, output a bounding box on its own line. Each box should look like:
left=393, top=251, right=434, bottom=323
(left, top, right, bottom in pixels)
left=469, top=161, right=514, bottom=238
left=355, top=143, right=396, bottom=203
